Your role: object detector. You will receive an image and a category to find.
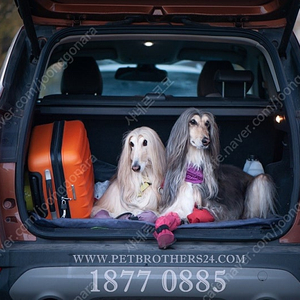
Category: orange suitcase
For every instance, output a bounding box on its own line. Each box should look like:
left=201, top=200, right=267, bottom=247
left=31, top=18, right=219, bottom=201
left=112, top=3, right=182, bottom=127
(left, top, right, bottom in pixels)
left=28, top=120, right=94, bottom=219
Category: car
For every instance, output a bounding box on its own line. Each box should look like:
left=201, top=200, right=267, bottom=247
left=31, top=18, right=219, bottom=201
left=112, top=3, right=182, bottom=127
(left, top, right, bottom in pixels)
left=0, top=0, right=300, bottom=299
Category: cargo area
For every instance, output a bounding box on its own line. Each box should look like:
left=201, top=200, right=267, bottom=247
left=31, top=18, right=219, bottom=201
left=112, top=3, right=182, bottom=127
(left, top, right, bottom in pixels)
left=26, top=106, right=292, bottom=233
left=17, top=28, right=297, bottom=240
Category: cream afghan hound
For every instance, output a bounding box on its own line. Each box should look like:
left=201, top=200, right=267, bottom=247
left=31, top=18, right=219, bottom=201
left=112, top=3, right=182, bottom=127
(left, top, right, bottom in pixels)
left=91, top=126, right=166, bottom=218
left=160, top=107, right=276, bottom=222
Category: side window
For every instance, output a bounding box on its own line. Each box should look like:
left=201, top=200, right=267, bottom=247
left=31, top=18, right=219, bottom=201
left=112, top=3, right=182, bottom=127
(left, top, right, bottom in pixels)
left=39, top=61, right=66, bottom=98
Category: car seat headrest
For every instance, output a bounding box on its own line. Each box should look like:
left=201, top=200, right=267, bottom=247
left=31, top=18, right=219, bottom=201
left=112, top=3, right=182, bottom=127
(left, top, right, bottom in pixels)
left=214, top=70, right=254, bottom=98
left=197, top=60, right=234, bottom=96
left=61, top=57, right=103, bottom=95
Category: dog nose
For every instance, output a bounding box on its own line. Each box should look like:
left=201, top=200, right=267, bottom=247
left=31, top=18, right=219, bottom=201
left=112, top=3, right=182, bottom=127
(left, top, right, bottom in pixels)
left=132, top=164, right=141, bottom=172
left=202, top=137, right=210, bottom=146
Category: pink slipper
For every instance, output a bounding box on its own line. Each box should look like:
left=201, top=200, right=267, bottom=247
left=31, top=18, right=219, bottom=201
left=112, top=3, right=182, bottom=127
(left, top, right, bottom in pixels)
left=153, top=225, right=176, bottom=249
left=153, top=212, right=181, bottom=249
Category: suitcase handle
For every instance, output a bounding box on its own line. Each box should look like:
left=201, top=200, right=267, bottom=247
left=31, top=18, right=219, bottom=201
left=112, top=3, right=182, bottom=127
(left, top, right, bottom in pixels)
left=29, top=172, right=48, bottom=218
left=45, top=169, right=57, bottom=219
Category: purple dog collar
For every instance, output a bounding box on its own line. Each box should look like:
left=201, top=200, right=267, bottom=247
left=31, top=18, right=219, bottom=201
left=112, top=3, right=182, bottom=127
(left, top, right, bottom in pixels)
left=185, top=165, right=204, bottom=184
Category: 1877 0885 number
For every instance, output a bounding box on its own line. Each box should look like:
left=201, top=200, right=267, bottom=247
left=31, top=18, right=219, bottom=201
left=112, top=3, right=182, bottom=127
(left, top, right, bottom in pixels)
left=90, top=268, right=227, bottom=294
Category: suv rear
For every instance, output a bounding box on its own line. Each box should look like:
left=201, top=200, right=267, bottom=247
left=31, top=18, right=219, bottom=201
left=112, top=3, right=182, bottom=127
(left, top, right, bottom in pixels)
left=1, top=0, right=300, bottom=299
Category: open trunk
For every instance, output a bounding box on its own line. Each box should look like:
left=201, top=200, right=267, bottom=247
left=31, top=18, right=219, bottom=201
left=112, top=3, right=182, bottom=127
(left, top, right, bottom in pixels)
left=14, top=25, right=297, bottom=241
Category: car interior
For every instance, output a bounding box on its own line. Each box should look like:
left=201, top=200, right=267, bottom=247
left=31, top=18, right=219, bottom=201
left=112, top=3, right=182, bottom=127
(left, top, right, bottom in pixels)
left=24, top=33, right=292, bottom=238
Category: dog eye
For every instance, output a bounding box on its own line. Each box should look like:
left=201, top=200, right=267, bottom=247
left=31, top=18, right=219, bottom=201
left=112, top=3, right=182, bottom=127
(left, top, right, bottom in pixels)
left=189, top=119, right=197, bottom=125
left=130, top=141, right=134, bottom=147
left=143, top=139, right=148, bottom=146
left=205, top=120, right=210, bottom=128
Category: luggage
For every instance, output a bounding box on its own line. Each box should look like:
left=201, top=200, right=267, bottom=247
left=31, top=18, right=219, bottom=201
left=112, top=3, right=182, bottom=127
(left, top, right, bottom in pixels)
left=28, top=120, right=94, bottom=219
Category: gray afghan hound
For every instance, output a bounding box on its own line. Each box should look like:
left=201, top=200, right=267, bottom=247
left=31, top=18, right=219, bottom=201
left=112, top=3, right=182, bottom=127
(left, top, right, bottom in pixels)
left=160, top=107, right=276, bottom=222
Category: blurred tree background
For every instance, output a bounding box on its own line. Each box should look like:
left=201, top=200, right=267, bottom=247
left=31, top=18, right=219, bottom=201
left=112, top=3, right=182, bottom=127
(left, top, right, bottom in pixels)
left=0, top=0, right=22, bottom=66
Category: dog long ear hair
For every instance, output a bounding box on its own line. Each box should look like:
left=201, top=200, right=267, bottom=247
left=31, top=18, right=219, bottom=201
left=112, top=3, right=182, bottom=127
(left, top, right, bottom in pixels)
left=161, top=108, right=220, bottom=211
left=117, top=127, right=166, bottom=207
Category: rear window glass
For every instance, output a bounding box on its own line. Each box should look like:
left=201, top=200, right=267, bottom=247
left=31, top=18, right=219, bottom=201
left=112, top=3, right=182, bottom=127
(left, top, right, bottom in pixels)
left=39, top=59, right=205, bottom=98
